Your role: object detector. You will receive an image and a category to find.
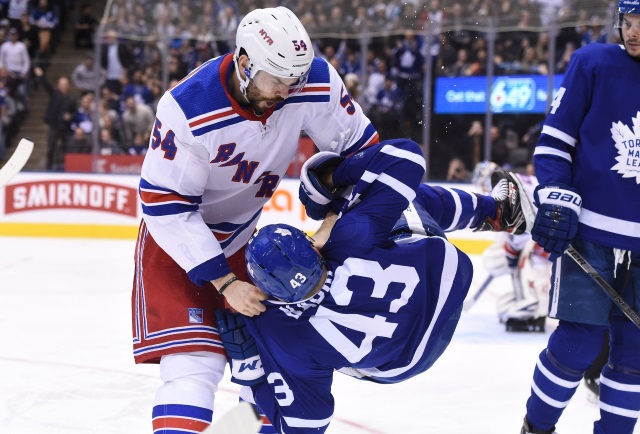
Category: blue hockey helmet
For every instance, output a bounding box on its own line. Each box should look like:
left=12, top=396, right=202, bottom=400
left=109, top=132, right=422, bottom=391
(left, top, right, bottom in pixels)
left=619, top=0, right=640, bottom=15
left=617, top=0, right=640, bottom=28
left=245, top=224, right=325, bottom=302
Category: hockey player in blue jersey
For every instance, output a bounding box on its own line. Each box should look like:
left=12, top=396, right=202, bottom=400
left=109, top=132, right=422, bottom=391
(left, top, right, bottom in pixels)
left=215, top=137, right=529, bottom=433
left=520, top=2, right=640, bottom=433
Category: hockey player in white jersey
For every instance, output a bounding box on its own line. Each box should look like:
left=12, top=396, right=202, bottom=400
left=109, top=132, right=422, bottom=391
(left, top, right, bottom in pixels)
left=214, top=138, right=530, bottom=433
left=472, top=161, right=552, bottom=332
left=130, top=6, right=380, bottom=433
left=520, top=1, right=640, bottom=433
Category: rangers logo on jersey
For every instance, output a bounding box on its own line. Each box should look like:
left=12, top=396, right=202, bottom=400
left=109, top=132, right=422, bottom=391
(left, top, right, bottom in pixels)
left=188, top=308, right=204, bottom=324
left=611, top=111, right=640, bottom=183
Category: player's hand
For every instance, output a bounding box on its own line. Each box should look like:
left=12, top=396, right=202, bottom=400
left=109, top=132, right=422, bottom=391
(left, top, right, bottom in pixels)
left=531, top=183, right=581, bottom=261
left=222, top=279, right=267, bottom=317
left=299, top=151, right=344, bottom=220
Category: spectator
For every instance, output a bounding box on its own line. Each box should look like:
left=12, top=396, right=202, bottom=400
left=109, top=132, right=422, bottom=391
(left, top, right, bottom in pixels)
left=121, top=68, right=152, bottom=106
left=71, top=53, right=105, bottom=95
left=17, top=12, right=38, bottom=60
left=70, top=92, right=95, bottom=135
left=99, top=127, right=124, bottom=155
left=369, top=76, right=404, bottom=140
left=556, top=41, right=577, bottom=72
left=67, top=126, right=91, bottom=154
left=122, top=94, right=153, bottom=146
left=74, top=2, right=98, bottom=49
left=7, top=0, right=28, bottom=31
left=34, top=66, right=76, bottom=170
left=100, top=29, right=133, bottom=94
left=343, top=72, right=360, bottom=101
left=0, top=27, right=29, bottom=111
left=582, top=16, right=608, bottom=45
left=29, top=0, right=57, bottom=62
left=446, top=157, right=470, bottom=182
left=364, top=58, right=388, bottom=107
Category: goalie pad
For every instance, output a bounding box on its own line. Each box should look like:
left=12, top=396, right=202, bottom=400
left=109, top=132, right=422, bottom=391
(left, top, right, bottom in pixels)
left=497, top=242, right=551, bottom=323
left=482, top=235, right=513, bottom=277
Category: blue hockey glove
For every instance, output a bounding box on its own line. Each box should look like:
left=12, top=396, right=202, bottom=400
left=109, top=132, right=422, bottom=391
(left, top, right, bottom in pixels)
left=531, top=184, right=581, bottom=261
left=299, top=151, right=345, bottom=220
left=215, top=309, right=265, bottom=386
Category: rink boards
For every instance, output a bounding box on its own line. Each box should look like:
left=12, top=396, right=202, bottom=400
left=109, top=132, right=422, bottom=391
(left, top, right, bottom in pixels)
left=0, top=173, right=493, bottom=255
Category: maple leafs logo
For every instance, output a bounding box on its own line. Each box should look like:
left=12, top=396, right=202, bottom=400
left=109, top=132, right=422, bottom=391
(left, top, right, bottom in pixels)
left=610, top=111, right=640, bottom=184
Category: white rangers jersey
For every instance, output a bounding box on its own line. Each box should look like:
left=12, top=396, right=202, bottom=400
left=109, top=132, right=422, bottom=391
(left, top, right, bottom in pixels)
left=139, top=54, right=379, bottom=286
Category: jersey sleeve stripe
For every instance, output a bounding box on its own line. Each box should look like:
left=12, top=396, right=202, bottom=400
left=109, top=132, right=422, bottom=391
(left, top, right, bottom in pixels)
left=533, top=146, right=573, bottom=162
left=580, top=207, right=640, bottom=238
left=207, top=208, right=262, bottom=250
left=440, top=187, right=463, bottom=231
left=139, top=178, right=203, bottom=203
left=140, top=191, right=195, bottom=205
left=282, top=415, right=333, bottom=428
left=380, top=144, right=426, bottom=170
left=541, top=125, right=577, bottom=147
left=362, top=171, right=417, bottom=203
left=342, top=123, right=380, bottom=156
left=141, top=202, right=199, bottom=217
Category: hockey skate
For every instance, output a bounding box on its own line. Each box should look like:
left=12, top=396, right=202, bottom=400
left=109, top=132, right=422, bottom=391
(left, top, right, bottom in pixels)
left=520, top=416, right=557, bottom=434
left=474, top=170, right=527, bottom=235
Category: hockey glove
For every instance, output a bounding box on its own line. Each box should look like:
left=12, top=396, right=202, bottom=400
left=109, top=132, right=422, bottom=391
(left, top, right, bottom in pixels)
left=215, top=309, right=265, bottom=386
left=299, top=151, right=345, bottom=220
left=531, top=183, right=581, bottom=261
left=474, top=170, right=526, bottom=235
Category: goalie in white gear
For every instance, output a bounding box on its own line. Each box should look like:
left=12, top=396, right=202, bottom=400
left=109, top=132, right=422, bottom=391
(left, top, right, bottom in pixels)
left=472, top=161, right=552, bottom=332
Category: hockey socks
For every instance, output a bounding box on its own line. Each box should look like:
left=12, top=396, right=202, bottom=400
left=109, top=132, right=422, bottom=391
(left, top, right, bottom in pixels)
left=595, top=367, right=640, bottom=434
left=526, top=321, right=608, bottom=431
left=152, top=404, right=213, bottom=433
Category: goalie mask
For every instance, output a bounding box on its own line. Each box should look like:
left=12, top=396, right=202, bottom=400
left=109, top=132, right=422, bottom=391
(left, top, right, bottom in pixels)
left=471, top=161, right=501, bottom=194
left=235, top=7, right=314, bottom=101
left=246, top=224, right=325, bottom=302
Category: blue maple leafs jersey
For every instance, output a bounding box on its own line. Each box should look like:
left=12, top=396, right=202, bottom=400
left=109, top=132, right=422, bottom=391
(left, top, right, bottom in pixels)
left=245, top=139, right=477, bottom=433
left=533, top=43, right=640, bottom=250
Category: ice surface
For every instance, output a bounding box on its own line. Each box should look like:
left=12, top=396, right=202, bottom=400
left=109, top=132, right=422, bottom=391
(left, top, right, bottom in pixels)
left=0, top=237, right=636, bottom=434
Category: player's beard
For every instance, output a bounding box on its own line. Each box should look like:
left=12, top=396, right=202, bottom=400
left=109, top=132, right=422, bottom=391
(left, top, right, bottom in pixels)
left=625, top=40, right=640, bottom=59
left=245, top=82, right=285, bottom=116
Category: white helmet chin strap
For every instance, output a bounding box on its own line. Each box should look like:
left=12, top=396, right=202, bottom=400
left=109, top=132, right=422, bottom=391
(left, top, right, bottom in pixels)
left=233, top=54, right=251, bottom=104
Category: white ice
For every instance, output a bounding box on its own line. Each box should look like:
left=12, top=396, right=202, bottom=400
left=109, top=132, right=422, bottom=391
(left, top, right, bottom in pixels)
left=0, top=237, right=637, bottom=434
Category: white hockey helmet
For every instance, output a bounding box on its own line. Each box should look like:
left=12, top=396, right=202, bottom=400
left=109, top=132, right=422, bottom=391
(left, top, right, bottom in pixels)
left=235, top=7, right=314, bottom=97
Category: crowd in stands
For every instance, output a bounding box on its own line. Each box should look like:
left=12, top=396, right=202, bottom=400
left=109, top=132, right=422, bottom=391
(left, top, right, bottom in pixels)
left=0, top=0, right=70, bottom=164
left=3, top=0, right=616, bottom=178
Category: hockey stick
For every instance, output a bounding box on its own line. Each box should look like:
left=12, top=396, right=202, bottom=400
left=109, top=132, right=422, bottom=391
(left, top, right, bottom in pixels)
left=204, top=402, right=262, bottom=434
left=0, top=138, right=34, bottom=188
left=463, top=274, right=494, bottom=311
left=565, top=245, right=640, bottom=329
